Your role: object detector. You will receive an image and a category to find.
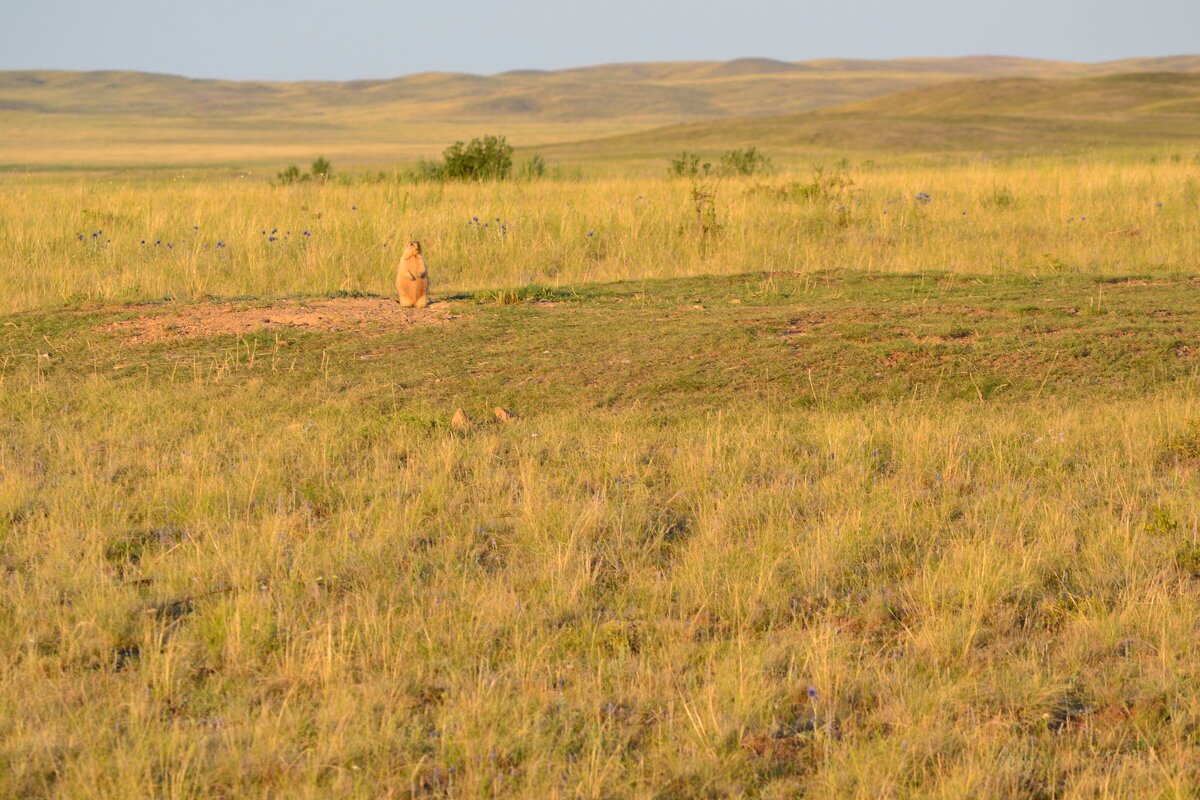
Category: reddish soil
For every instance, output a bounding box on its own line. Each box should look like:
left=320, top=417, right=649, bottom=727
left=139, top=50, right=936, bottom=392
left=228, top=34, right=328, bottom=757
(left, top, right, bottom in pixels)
left=96, top=297, right=457, bottom=344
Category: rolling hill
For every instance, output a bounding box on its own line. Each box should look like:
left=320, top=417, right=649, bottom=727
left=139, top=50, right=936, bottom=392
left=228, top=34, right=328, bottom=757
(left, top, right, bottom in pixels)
left=4, top=55, right=1200, bottom=121
left=544, top=71, right=1200, bottom=160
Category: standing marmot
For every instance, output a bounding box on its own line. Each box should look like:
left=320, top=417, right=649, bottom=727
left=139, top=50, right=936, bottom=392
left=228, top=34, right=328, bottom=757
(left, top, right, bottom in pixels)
left=396, top=240, right=429, bottom=308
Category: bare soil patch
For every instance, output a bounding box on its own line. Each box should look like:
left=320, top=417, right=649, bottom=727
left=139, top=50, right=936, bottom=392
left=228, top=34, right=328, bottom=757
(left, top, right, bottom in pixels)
left=97, top=297, right=457, bottom=344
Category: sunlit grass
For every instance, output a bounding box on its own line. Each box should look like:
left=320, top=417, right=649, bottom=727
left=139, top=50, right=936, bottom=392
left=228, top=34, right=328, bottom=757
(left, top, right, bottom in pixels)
left=4, top=355, right=1200, bottom=796
left=2, top=155, right=1198, bottom=313
left=4, top=135, right=1200, bottom=797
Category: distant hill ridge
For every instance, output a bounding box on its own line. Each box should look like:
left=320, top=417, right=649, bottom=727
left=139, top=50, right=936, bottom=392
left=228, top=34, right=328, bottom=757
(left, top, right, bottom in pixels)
left=543, top=70, right=1200, bottom=157
left=3, top=55, right=1199, bottom=122
left=838, top=72, right=1200, bottom=117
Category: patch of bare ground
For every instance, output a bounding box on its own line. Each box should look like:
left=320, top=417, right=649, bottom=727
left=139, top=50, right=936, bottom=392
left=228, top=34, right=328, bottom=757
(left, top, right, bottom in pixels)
left=97, top=297, right=457, bottom=344
left=782, top=312, right=830, bottom=336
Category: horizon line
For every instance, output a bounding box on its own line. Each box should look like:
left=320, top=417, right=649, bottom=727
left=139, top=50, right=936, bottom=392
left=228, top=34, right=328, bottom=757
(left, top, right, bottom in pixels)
left=2, top=52, right=1198, bottom=84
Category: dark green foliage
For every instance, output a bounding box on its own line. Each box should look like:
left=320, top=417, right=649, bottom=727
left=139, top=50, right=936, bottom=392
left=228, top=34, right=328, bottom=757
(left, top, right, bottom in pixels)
left=669, top=148, right=773, bottom=178
left=432, top=135, right=514, bottom=181
left=276, top=157, right=333, bottom=185
left=310, top=156, right=332, bottom=181
left=668, top=151, right=708, bottom=178
left=276, top=165, right=304, bottom=184
left=718, top=146, right=773, bottom=176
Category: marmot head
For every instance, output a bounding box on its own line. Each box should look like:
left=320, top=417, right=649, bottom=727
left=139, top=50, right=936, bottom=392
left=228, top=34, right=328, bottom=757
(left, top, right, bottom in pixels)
left=402, top=240, right=423, bottom=259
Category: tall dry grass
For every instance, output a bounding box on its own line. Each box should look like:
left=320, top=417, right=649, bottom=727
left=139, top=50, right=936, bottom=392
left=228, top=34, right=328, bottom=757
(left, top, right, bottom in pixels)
left=5, top=151, right=1200, bottom=797
left=3, top=362, right=1200, bottom=796
left=1, top=155, right=1197, bottom=312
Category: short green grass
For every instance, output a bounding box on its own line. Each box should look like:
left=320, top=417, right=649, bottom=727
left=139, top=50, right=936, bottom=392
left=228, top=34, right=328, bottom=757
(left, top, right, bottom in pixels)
left=4, top=272, right=1200, bottom=798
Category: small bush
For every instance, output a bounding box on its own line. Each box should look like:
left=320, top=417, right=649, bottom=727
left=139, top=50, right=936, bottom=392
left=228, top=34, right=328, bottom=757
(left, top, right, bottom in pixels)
left=432, top=135, right=513, bottom=181
left=718, top=146, right=773, bottom=177
left=669, top=148, right=773, bottom=178
left=310, top=157, right=332, bottom=181
left=983, top=185, right=1016, bottom=208
left=1145, top=507, right=1181, bottom=536
left=276, top=157, right=333, bottom=185
left=276, top=165, right=305, bottom=185
left=518, top=155, right=546, bottom=181
left=669, top=151, right=709, bottom=179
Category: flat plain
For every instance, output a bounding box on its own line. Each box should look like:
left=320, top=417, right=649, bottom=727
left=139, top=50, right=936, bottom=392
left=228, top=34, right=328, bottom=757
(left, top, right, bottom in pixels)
left=3, top=58, right=1200, bottom=799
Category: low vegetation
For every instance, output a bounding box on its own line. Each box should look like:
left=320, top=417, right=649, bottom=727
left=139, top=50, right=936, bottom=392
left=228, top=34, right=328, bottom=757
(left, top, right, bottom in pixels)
left=669, top=147, right=773, bottom=178
left=2, top=154, right=1197, bottom=313
left=4, top=63, right=1200, bottom=798
left=417, top=135, right=514, bottom=181
left=4, top=272, right=1200, bottom=797
left=276, top=156, right=334, bottom=185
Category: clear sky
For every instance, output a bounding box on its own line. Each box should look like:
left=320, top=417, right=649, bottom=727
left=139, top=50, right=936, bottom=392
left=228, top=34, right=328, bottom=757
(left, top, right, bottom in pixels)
left=1, top=0, right=1196, bottom=80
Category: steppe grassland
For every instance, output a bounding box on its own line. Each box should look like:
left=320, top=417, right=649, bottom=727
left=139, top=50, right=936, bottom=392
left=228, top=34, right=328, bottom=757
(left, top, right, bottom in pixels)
left=3, top=152, right=1200, bottom=312
left=5, top=364, right=1200, bottom=798
left=4, top=144, right=1200, bottom=798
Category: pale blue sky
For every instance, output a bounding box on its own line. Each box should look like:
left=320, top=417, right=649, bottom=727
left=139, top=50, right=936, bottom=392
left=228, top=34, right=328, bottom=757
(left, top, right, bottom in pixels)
left=1, top=0, right=1196, bottom=80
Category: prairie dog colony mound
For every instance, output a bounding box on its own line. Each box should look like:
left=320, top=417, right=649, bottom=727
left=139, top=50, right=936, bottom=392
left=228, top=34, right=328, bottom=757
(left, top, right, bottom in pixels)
left=98, top=297, right=454, bottom=344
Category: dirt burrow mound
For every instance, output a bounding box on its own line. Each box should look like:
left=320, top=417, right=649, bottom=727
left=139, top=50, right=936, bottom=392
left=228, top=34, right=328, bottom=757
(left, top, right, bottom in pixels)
left=98, top=297, right=456, bottom=344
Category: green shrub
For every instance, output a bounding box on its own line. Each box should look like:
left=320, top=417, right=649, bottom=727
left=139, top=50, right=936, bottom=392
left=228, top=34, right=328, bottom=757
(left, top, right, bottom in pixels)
left=276, top=165, right=305, bottom=185
left=718, top=146, right=773, bottom=177
left=276, top=157, right=333, bottom=185
left=432, top=135, right=514, bottom=181
left=670, top=148, right=773, bottom=178
left=310, top=156, right=332, bottom=182
left=669, top=151, right=708, bottom=178
left=518, top=155, right=546, bottom=181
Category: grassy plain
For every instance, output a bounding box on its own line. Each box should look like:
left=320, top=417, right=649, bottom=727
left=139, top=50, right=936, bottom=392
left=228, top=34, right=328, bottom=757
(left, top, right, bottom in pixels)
left=6, top=270, right=1200, bottom=798
left=4, top=64, right=1200, bottom=798
left=3, top=156, right=1200, bottom=313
